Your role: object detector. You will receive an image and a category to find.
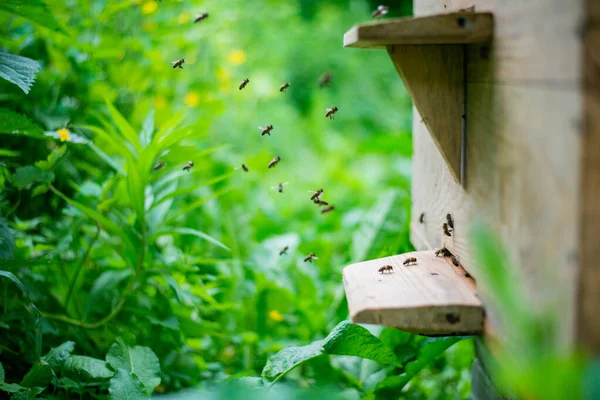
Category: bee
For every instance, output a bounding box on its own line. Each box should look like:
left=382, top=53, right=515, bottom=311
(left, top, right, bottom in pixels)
left=318, top=72, right=332, bottom=88
left=279, top=82, right=290, bottom=92
left=239, top=78, right=250, bottom=90
left=194, top=12, right=209, bottom=23
left=442, top=222, right=452, bottom=237
left=314, top=199, right=329, bottom=206
left=304, top=252, right=317, bottom=263
left=378, top=265, right=393, bottom=274
left=321, top=205, right=335, bottom=214
left=279, top=246, right=289, bottom=256
left=268, top=156, right=281, bottom=169
left=271, top=182, right=289, bottom=193
left=241, top=164, right=249, bottom=172
left=372, top=5, right=389, bottom=19
left=153, top=161, right=165, bottom=171
left=310, top=189, right=324, bottom=201
left=450, top=255, right=460, bottom=266
left=183, top=161, right=194, bottom=171
left=430, top=272, right=439, bottom=276
left=172, top=58, right=185, bottom=69
left=446, top=213, right=454, bottom=229
left=459, top=5, right=475, bottom=12
left=419, top=212, right=425, bottom=223
left=403, top=257, right=417, bottom=266
left=435, top=247, right=451, bottom=257
left=259, top=125, right=274, bottom=136
left=325, top=106, right=339, bottom=120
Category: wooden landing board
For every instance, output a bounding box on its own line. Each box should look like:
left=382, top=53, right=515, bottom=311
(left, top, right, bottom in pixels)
left=342, top=250, right=483, bottom=335
left=344, top=12, right=494, bottom=48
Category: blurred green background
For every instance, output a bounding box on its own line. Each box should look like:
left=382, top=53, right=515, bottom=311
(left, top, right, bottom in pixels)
left=0, top=0, right=476, bottom=398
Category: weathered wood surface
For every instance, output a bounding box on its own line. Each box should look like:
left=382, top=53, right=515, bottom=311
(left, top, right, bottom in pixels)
left=342, top=250, right=483, bottom=335
left=410, top=0, right=585, bottom=350
left=388, top=45, right=464, bottom=183
left=344, top=12, right=493, bottom=48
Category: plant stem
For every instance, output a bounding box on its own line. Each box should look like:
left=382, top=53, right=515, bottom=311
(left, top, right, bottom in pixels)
left=64, top=224, right=100, bottom=315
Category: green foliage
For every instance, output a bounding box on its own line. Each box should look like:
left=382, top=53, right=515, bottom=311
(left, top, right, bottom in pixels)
left=0, top=108, right=44, bottom=137
left=0, top=52, right=41, bottom=94
left=106, top=338, right=161, bottom=394
left=108, top=369, right=149, bottom=400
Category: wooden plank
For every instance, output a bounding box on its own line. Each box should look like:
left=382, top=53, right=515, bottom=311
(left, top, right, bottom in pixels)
left=344, top=12, right=494, bottom=48
left=577, top=1, right=600, bottom=352
left=388, top=45, right=463, bottom=183
left=342, top=250, right=484, bottom=335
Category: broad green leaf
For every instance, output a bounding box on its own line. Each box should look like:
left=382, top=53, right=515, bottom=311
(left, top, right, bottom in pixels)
left=42, top=341, right=75, bottom=372
left=12, top=166, right=54, bottom=188
left=35, top=145, right=67, bottom=170
left=63, top=355, right=114, bottom=381
left=0, top=218, right=15, bottom=259
left=0, top=51, right=41, bottom=94
left=31, top=184, right=49, bottom=198
left=262, top=321, right=401, bottom=382
left=0, top=382, right=24, bottom=393
left=153, top=227, right=230, bottom=252
left=108, top=369, right=149, bottom=400
left=11, top=387, right=44, bottom=399
left=0, top=0, right=65, bottom=33
left=20, top=360, right=53, bottom=388
left=106, top=338, right=161, bottom=394
left=0, top=108, right=44, bottom=137
left=139, top=110, right=154, bottom=147
left=104, top=101, right=142, bottom=153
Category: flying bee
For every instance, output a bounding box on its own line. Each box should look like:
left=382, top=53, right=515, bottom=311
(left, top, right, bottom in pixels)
left=442, top=222, right=452, bottom=237
left=403, top=257, right=417, bottom=266
left=172, top=58, right=185, bottom=69
left=279, top=82, right=290, bottom=92
left=446, top=213, right=454, bottom=229
left=318, top=72, right=332, bottom=88
left=321, top=205, right=335, bottom=214
left=268, top=156, right=281, bottom=169
left=183, top=161, right=194, bottom=171
left=372, top=5, right=389, bottom=19
left=153, top=161, right=165, bottom=171
left=279, top=246, right=289, bottom=256
left=314, top=199, right=329, bottom=206
left=325, top=106, right=339, bottom=120
left=451, top=255, right=460, bottom=266
left=271, top=182, right=289, bottom=193
left=239, top=78, right=250, bottom=90
left=435, top=247, right=451, bottom=257
left=259, top=125, right=274, bottom=136
left=241, top=164, right=249, bottom=172
left=310, top=189, right=324, bottom=201
left=304, top=252, right=317, bottom=263
left=378, top=265, right=393, bottom=274
left=194, top=12, right=209, bottom=23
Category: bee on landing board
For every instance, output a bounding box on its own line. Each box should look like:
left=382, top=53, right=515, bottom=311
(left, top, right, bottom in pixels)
left=183, top=161, right=194, bottom=172
left=279, top=246, right=289, bottom=256
left=325, top=106, right=339, bottom=120
left=194, top=12, right=209, bottom=23
left=259, top=125, right=274, bottom=136
left=321, top=205, right=335, bottom=214
left=239, top=78, right=250, bottom=90
left=372, top=5, right=389, bottom=19
left=153, top=161, right=165, bottom=171
left=268, top=156, right=281, bottom=169
left=172, top=58, right=185, bottom=69
left=446, top=213, right=454, bottom=229
left=271, top=182, right=289, bottom=193
left=318, top=72, right=332, bottom=88
left=310, top=189, right=324, bottom=201
left=403, top=257, right=417, bottom=266
left=304, top=252, right=317, bottom=263
left=419, top=212, right=425, bottom=223
left=279, top=82, right=290, bottom=92
left=451, top=255, right=460, bottom=266
left=378, top=265, right=393, bottom=274
left=435, top=247, right=451, bottom=257
left=442, top=222, right=453, bottom=237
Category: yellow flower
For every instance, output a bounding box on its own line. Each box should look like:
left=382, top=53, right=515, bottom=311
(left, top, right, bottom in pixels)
left=268, top=310, right=284, bottom=322
left=184, top=91, right=200, bottom=107
left=141, top=1, right=158, bottom=14
left=57, top=128, right=70, bottom=142
left=228, top=50, right=246, bottom=65
left=177, top=13, right=190, bottom=24
left=153, top=95, right=166, bottom=109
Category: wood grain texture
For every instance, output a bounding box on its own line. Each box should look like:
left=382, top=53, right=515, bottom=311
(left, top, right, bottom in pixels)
left=343, top=12, right=494, bottom=48
left=342, top=250, right=483, bottom=335
left=577, top=0, right=600, bottom=352
left=388, top=45, right=463, bottom=183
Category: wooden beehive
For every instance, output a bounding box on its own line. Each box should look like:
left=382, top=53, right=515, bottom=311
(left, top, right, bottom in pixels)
left=342, top=0, right=599, bottom=396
